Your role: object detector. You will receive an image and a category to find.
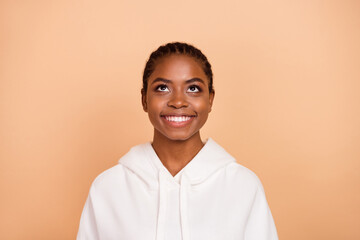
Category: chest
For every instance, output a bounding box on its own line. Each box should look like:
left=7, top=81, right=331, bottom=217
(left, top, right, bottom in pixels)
left=94, top=179, right=254, bottom=240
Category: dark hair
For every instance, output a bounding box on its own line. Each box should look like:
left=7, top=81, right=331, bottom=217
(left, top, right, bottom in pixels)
left=142, top=42, right=214, bottom=94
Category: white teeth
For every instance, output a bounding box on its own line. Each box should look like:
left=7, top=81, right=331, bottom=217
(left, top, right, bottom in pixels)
left=165, top=116, right=191, bottom=122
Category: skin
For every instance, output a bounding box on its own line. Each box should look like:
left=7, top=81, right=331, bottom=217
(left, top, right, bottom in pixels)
left=142, top=54, right=215, bottom=176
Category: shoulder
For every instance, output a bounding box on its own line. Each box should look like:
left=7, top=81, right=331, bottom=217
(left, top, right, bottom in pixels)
left=224, top=161, right=266, bottom=192
left=90, top=164, right=127, bottom=190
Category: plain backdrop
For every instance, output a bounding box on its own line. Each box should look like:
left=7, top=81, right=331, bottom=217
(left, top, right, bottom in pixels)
left=1, top=0, right=359, bottom=239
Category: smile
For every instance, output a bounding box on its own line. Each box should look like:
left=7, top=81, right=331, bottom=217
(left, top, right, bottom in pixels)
left=164, top=116, right=192, bottom=122
left=161, top=115, right=196, bottom=127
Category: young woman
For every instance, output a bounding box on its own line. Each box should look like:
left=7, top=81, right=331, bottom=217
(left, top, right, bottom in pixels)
left=77, top=42, right=278, bottom=240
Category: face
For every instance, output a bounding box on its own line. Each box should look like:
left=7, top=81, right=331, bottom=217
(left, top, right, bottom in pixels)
left=142, top=54, right=214, bottom=142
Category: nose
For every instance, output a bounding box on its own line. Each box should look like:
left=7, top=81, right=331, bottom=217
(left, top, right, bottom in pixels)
left=167, top=91, right=188, bottom=109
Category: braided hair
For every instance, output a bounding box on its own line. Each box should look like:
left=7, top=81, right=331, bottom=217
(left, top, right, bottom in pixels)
left=142, top=42, right=214, bottom=94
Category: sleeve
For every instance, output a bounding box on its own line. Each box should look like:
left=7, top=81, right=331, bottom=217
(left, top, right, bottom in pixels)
left=76, top=185, right=100, bottom=240
left=244, top=184, right=279, bottom=240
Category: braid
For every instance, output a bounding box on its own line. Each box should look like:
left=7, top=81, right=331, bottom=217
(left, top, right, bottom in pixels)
left=142, top=42, right=214, bottom=94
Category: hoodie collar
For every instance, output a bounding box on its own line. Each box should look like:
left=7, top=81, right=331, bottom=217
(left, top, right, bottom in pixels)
left=178, top=138, right=236, bottom=184
left=119, top=138, right=236, bottom=187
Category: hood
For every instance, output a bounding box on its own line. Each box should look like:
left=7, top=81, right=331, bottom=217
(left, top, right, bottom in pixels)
left=118, top=138, right=236, bottom=240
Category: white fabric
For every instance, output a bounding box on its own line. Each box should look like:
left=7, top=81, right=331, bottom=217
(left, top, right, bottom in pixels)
left=77, top=138, right=278, bottom=240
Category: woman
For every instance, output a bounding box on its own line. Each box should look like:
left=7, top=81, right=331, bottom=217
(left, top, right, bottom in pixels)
left=77, top=42, right=278, bottom=240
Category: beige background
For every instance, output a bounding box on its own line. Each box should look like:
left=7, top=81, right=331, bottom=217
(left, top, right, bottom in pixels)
left=1, top=0, right=359, bottom=239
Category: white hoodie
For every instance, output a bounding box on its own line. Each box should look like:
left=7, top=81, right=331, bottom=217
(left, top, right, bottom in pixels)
left=77, top=138, right=278, bottom=240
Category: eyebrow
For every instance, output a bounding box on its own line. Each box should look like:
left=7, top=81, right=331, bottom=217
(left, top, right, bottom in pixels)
left=151, top=77, right=205, bottom=85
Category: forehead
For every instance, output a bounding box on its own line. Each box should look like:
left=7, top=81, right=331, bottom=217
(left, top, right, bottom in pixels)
left=149, top=55, right=208, bottom=83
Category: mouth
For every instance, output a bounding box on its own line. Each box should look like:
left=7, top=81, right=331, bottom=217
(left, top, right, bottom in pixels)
left=160, top=115, right=196, bottom=126
left=163, top=115, right=193, bottom=122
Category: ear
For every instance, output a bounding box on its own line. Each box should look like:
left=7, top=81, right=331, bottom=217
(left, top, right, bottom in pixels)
left=141, top=89, right=148, bottom=112
left=208, top=89, right=215, bottom=113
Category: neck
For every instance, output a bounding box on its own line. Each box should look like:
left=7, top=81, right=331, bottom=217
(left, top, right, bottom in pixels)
left=151, top=131, right=204, bottom=176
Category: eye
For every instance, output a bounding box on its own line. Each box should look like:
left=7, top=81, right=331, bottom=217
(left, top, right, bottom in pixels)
left=156, top=85, right=169, bottom=92
left=187, top=85, right=201, bottom=93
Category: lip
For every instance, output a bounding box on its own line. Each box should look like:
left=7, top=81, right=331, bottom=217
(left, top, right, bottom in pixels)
left=160, top=114, right=196, bottom=127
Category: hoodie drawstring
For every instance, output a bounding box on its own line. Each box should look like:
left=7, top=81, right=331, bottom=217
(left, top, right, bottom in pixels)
left=156, top=170, right=190, bottom=240
left=156, top=170, right=167, bottom=240
left=180, top=173, right=190, bottom=240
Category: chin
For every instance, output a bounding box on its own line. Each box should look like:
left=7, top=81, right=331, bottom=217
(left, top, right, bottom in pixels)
left=164, top=134, right=194, bottom=142
left=156, top=129, right=200, bottom=142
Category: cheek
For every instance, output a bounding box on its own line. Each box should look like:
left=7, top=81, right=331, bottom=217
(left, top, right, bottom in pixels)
left=194, top=100, right=210, bottom=129
left=147, top=97, right=164, bottom=115
left=193, top=97, right=211, bottom=113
